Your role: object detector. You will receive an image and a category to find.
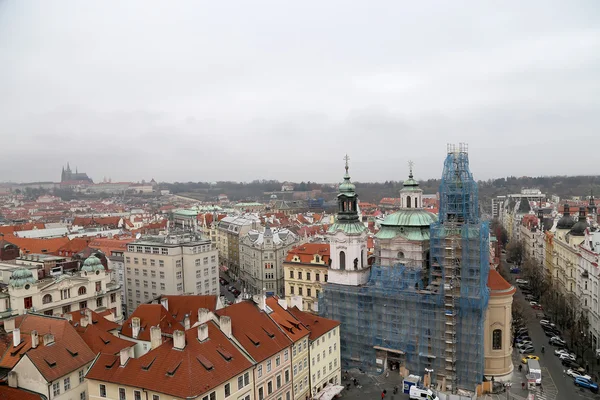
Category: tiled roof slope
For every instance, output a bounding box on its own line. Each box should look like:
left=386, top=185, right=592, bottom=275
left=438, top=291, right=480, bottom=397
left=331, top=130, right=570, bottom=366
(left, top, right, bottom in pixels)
left=1, top=236, right=70, bottom=255
left=121, top=304, right=184, bottom=341
left=76, top=324, right=134, bottom=355
left=287, top=306, right=340, bottom=341
left=161, top=295, right=218, bottom=326
left=265, top=297, right=310, bottom=342
left=86, top=322, right=253, bottom=399
left=215, top=301, right=292, bottom=363
left=68, top=309, right=120, bottom=333
left=0, top=314, right=95, bottom=382
left=285, top=243, right=330, bottom=264
left=0, top=385, right=45, bottom=400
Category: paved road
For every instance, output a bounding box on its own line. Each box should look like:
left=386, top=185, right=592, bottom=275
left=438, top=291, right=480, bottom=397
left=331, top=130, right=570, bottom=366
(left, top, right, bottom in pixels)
left=219, top=272, right=243, bottom=304
left=500, top=256, right=600, bottom=400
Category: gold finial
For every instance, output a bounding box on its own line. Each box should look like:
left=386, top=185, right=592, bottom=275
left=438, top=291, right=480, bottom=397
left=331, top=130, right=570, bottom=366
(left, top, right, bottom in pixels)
left=344, top=154, right=350, bottom=174
left=408, top=160, right=414, bottom=178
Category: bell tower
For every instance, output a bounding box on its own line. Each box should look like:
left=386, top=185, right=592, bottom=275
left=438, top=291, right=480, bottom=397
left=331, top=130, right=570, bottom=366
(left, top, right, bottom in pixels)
left=327, top=155, right=370, bottom=286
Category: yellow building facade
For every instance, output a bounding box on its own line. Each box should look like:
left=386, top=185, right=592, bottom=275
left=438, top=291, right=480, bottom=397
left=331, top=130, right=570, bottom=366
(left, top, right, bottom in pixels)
left=283, top=243, right=330, bottom=313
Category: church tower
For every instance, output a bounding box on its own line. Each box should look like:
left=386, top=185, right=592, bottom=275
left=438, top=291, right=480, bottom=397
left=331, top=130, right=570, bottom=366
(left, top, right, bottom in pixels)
left=327, top=155, right=370, bottom=286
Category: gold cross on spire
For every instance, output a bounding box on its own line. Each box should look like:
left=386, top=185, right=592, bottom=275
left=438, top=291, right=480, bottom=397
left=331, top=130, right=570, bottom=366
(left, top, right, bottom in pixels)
left=344, top=154, right=350, bottom=174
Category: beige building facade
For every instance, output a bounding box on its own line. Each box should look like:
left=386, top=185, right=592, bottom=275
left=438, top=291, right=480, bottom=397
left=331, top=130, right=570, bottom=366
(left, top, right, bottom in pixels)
left=283, top=243, right=330, bottom=313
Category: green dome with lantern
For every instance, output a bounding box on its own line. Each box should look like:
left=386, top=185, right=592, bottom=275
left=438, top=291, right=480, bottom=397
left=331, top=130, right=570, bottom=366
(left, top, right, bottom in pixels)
left=9, top=267, right=37, bottom=288
left=81, top=255, right=105, bottom=272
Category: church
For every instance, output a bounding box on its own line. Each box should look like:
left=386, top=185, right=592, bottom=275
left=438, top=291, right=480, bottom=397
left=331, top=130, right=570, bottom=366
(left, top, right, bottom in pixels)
left=61, top=162, right=93, bottom=183
left=319, top=145, right=514, bottom=395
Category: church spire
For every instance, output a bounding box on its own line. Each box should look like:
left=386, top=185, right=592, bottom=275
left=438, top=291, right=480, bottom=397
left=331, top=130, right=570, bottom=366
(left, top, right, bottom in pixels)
left=336, top=155, right=359, bottom=223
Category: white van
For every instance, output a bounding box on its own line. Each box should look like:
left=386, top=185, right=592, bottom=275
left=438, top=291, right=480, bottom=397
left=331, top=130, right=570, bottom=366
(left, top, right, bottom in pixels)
left=409, top=386, right=439, bottom=400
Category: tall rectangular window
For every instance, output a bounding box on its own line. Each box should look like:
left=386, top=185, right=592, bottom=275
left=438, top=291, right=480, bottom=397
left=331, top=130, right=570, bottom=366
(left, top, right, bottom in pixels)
left=119, top=388, right=126, bottom=400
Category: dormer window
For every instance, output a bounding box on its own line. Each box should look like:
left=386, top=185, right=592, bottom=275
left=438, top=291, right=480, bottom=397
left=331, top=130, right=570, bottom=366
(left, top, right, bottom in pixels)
left=315, top=255, right=320, bottom=263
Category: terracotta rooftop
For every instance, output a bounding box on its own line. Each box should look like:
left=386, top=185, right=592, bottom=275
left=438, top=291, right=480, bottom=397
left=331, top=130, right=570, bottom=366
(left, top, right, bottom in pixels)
left=285, top=243, right=330, bottom=264
left=160, top=295, right=218, bottom=326
left=86, top=321, right=253, bottom=399
left=68, top=308, right=120, bottom=333
left=89, top=237, right=135, bottom=256
left=120, top=304, right=184, bottom=341
left=286, top=306, right=340, bottom=341
left=215, top=301, right=292, bottom=363
left=75, top=324, right=134, bottom=355
left=0, top=314, right=95, bottom=382
left=265, top=297, right=310, bottom=342
left=1, top=236, right=70, bottom=255
left=487, top=269, right=516, bottom=296
left=0, top=384, right=45, bottom=400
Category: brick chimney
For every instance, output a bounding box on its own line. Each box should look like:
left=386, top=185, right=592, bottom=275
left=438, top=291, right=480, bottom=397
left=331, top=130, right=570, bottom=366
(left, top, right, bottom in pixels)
left=183, top=314, right=190, bottom=330
left=198, top=323, right=209, bottom=342
left=8, top=371, right=18, bottom=388
left=81, top=316, right=89, bottom=328
left=31, top=330, right=39, bottom=348
left=85, top=308, right=93, bottom=323
left=220, top=316, right=232, bottom=339
left=197, top=308, right=210, bottom=325
left=150, top=326, right=162, bottom=350
left=12, top=328, right=20, bottom=347
left=173, top=330, right=186, bottom=350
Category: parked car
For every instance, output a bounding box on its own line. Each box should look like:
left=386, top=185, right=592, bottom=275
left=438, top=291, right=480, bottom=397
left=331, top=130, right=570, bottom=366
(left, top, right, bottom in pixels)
left=532, top=304, right=543, bottom=310
left=574, top=377, right=599, bottom=393
left=521, top=355, right=540, bottom=364
left=550, top=336, right=566, bottom=346
left=515, top=335, right=532, bottom=343
left=556, top=349, right=575, bottom=357
left=510, top=267, right=521, bottom=274
left=515, top=328, right=529, bottom=335
left=559, top=353, right=576, bottom=361
left=516, top=279, right=529, bottom=285
left=516, top=341, right=533, bottom=349
left=540, top=319, right=556, bottom=328
left=219, top=278, right=229, bottom=286
left=227, top=285, right=235, bottom=292
left=232, top=289, right=241, bottom=297
left=519, top=345, right=535, bottom=354
left=562, top=359, right=585, bottom=373
left=567, top=369, right=592, bottom=380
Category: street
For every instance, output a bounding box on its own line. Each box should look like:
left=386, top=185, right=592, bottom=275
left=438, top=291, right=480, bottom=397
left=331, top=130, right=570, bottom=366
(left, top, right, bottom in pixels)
left=500, top=257, right=600, bottom=400
left=219, top=271, right=243, bottom=304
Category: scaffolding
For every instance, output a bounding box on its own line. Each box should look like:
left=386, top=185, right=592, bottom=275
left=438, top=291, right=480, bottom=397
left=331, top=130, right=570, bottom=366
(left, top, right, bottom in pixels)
left=320, top=144, right=490, bottom=393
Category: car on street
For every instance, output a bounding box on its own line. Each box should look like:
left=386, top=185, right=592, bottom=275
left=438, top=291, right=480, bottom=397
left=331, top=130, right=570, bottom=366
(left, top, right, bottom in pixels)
left=567, top=369, right=592, bottom=381
left=515, top=328, right=529, bottom=336
left=521, top=355, right=540, bottom=364
left=562, top=359, right=585, bottom=373
left=219, top=278, right=229, bottom=286
left=524, top=294, right=538, bottom=301
left=516, top=341, right=533, bottom=348
left=555, top=349, right=576, bottom=358
left=540, top=319, right=556, bottom=328
left=515, top=335, right=532, bottom=343
left=232, top=288, right=241, bottom=297
left=227, top=285, right=235, bottom=292
left=550, top=336, right=566, bottom=346
left=559, top=353, right=576, bottom=361
left=510, top=267, right=521, bottom=274
left=574, top=377, right=599, bottom=393
left=516, top=279, right=529, bottom=285
left=519, top=344, right=535, bottom=354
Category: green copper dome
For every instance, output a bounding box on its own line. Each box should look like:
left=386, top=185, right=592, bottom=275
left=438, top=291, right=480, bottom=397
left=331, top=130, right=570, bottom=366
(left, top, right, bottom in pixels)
left=9, top=267, right=37, bottom=288
left=81, top=255, right=105, bottom=272
left=380, top=209, right=438, bottom=227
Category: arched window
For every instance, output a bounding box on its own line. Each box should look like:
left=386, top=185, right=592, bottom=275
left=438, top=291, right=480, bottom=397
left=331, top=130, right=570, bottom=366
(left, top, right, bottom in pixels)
left=414, top=197, right=418, bottom=208
left=406, top=196, right=412, bottom=208
left=42, top=294, right=52, bottom=304
left=78, top=286, right=87, bottom=296
left=492, top=329, right=502, bottom=350
left=397, top=251, right=405, bottom=260
left=315, top=255, right=320, bottom=263
left=339, top=251, right=346, bottom=270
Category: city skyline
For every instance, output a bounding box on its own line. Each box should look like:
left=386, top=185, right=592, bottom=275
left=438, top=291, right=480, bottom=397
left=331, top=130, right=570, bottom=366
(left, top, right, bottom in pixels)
left=1, top=1, right=599, bottom=183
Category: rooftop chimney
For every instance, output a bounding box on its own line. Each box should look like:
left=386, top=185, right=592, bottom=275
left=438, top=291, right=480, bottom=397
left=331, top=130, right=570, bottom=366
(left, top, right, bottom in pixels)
left=160, top=297, right=169, bottom=310
left=81, top=316, right=89, bottom=328
left=173, top=330, right=186, bottom=350
left=198, top=323, right=209, bottom=342
left=197, top=308, right=210, bottom=325
left=220, top=316, right=232, bottom=339
left=85, top=308, right=93, bottom=322
left=278, top=298, right=288, bottom=310
left=132, top=317, right=141, bottom=338
left=8, top=371, right=18, bottom=388
left=12, top=328, right=20, bottom=347
left=64, top=313, right=73, bottom=322
left=4, top=318, right=15, bottom=333
left=183, top=314, right=190, bottom=330
left=43, top=333, right=55, bottom=346
left=150, top=326, right=162, bottom=350
left=31, top=331, right=39, bottom=349
left=119, top=347, right=130, bottom=366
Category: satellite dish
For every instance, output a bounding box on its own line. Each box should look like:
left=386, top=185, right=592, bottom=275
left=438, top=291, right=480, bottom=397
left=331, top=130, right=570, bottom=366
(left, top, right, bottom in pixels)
left=136, top=233, right=141, bottom=240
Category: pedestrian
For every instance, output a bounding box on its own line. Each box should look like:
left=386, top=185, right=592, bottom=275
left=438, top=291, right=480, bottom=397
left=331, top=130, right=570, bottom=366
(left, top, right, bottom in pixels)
left=522, top=382, right=525, bottom=390
left=540, top=384, right=544, bottom=394
left=563, top=369, right=566, bottom=378
left=381, top=389, right=386, bottom=399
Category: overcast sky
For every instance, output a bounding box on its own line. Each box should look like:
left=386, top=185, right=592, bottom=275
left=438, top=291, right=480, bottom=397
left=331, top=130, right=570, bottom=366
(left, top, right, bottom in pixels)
left=1, top=1, right=599, bottom=184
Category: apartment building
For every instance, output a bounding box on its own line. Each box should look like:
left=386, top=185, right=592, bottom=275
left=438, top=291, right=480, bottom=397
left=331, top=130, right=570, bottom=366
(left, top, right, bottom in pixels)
left=265, top=297, right=311, bottom=400
left=123, top=232, right=219, bottom=314
left=1, top=255, right=122, bottom=322
left=240, top=225, right=299, bottom=296
left=578, top=230, right=600, bottom=348
left=217, top=215, right=259, bottom=279
left=283, top=243, right=330, bottom=313
left=87, top=322, right=255, bottom=400
left=215, top=300, right=293, bottom=400
left=288, top=306, right=341, bottom=396
left=2, top=314, right=96, bottom=400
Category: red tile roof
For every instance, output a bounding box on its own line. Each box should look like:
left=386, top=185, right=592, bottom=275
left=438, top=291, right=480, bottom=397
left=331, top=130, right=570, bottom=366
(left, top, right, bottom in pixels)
left=0, top=223, right=46, bottom=235
left=121, top=304, right=184, bottom=341
left=88, top=237, right=135, bottom=256
left=86, top=321, right=253, bottom=399
left=286, top=306, right=340, bottom=341
left=75, top=324, right=134, bottom=355
left=285, top=243, right=330, bottom=264
left=487, top=269, right=516, bottom=296
left=265, top=297, right=310, bottom=342
left=73, top=216, right=121, bottom=228
left=69, top=309, right=120, bottom=333
left=0, top=385, right=45, bottom=400
left=161, top=295, right=218, bottom=326
left=215, top=301, right=292, bottom=363
left=57, top=237, right=92, bottom=256
left=1, top=236, right=70, bottom=255
left=0, top=314, right=96, bottom=382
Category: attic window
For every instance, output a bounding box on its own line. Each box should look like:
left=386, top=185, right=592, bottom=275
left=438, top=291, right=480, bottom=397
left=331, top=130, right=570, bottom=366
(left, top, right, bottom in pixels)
left=44, top=357, right=57, bottom=367
left=142, top=357, right=156, bottom=371
left=66, top=348, right=79, bottom=357
left=216, top=346, right=233, bottom=361
left=245, top=333, right=261, bottom=346
left=262, top=327, right=275, bottom=338
left=166, top=361, right=182, bottom=377
left=105, top=359, right=117, bottom=369
left=197, top=355, right=214, bottom=371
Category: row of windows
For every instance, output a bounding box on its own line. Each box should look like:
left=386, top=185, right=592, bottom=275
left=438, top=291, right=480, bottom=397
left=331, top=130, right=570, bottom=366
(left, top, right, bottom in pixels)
left=256, top=371, right=291, bottom=400
left=127, top=266, right=216, bottom=277
left=288, top=286, right=319, bottom=298
left=257, top=350, right=289, bottom=378
left=52, top=369, right=86, bottom=396
left=289, top=271, right=327, bottom=282
left=311, top=344, right=337, bottom=365
left=311, top=360, right=337, bottom=382
left=311, top=329, right=336, bottom=348
left=42, top=284, right=100, bottom=304
left=293, top=376, right=309, bottom=396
